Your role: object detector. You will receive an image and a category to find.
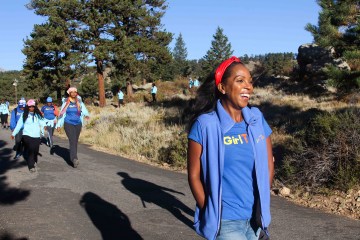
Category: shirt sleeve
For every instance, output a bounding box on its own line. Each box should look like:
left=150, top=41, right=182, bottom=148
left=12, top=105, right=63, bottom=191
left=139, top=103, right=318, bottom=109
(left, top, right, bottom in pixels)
left=188, top=120, right=202, bottom=145
left=262, top=116, right=272, bottom=137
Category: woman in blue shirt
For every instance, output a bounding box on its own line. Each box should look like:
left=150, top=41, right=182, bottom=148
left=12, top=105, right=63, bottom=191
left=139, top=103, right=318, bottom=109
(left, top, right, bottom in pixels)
left=56, top=87, right=89, bottom=168
left=11, top=99, right=45, bottom=173
left=187, top=57, right=274, bottom=240
left=41, top=97, right=59, bottom=148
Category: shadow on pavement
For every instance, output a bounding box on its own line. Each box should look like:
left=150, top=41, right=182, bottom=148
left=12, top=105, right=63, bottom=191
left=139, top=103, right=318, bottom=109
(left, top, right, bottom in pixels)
left=118, top=172, right=194, bottom=229
left=80, top=192, right=143, bottom=240
left=0, top=140, right=30, bottom=205
left=50, top=144, right=72, bottom=167
left=0, top=231, right=28, bottom=240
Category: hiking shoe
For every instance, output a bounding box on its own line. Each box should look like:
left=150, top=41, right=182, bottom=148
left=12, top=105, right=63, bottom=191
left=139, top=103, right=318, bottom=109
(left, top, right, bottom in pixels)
left=14, top=153, right=21, bottom=160
left=29, top=168, right=36, bottom=173
left=73, top=159, right=79, bottom=168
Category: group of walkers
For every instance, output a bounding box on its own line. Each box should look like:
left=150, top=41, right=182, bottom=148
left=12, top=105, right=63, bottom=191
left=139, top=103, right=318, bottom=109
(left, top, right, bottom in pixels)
left=9, top=87, right=89, bottom=173
left=4, top=57, right=274, bottom=239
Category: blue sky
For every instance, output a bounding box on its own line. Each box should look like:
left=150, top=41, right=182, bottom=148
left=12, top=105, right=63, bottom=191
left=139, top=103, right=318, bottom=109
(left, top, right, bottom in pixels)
left=0, top=0, right=320, bottom=71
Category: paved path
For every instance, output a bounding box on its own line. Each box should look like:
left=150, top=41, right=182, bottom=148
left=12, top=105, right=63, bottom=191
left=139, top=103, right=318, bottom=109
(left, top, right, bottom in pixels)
left=0, top=129, right=359, bottom=240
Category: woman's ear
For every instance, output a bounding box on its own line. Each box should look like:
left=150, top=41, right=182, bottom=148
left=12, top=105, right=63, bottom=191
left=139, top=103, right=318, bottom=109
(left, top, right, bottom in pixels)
left=217, top=83, right=226, bottom=95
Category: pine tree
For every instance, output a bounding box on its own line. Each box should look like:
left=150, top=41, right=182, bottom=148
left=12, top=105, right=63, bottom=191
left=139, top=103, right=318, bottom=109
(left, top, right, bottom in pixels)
left=305, top=0, right=359, bottom=56
left=172, top=33, right=189, bottom=77
left=201, top=27, right=233, bottom=77
left=306, top=0, right=360, bottom=90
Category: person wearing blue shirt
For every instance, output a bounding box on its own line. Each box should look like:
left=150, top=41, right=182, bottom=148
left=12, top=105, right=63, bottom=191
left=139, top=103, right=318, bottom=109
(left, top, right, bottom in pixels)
left=117, top=88, right=125, bottom=108
left=151, top=83, right=157, bottom=102
left=0, top=99, right=10, bottom=129
left=41, top=97, right=59, bottom=148
left=10, top=100, right=26, bottom=159
left=11, top=99, right=45, bottom=173
left=56, top=87, right=89, bottom=168
left=187, top=57, right=274, bottom=240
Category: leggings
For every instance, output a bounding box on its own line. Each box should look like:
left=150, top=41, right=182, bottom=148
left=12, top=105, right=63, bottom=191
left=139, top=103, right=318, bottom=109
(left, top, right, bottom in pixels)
left=46, top=126, right=55, bottom=146
left=64, top=122, right=82, bottom=162
left=1, top=114, right=8, bottom=125
left=22, top=135, right=41, bottom=169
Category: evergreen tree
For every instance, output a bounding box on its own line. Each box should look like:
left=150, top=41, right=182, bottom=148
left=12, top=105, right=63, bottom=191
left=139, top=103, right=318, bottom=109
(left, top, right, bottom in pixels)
left=26, top=0, right=172, bottom=106
left=172, top=33, right=189, bottom=77
left=305, top=0, right=359, bottom=56
left=201, top=27, right=233, bottom=77
left=306, top=0, right=360, bottom=91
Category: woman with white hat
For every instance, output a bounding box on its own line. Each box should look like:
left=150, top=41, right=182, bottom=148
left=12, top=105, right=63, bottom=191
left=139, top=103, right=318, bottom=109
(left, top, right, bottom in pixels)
left=56, top=87, right=89, bottom=168
left=11, top=99, right=45, bottom=173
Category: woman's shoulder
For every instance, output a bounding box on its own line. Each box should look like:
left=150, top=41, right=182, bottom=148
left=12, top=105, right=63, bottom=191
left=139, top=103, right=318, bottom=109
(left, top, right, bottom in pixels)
left=196, top=111, right=218, bottom=126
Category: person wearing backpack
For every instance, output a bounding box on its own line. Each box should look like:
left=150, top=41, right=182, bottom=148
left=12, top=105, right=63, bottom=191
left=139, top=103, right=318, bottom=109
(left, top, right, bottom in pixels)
left=41, top=97, right=59, bottom=148
left=56, top=87, right=89, bottom=168
left=10, top=99, right=26, bottom=159
left=11, top=99, right=45, bottom=173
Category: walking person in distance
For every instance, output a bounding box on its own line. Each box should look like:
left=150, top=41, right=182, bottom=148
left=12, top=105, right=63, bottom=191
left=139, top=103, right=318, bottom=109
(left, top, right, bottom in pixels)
left=0, top=98, right=10, bottom=129
left=151, top=82, right=157, bottom=102
left=41, top=97, right=59, bottom=148
left=10, top=99, right=27, bottom=159
left=187, top=56, right=274, bottom=240
left=11, top=99, right=45, bottom=173
left=56, top=87, right=89, bottom=168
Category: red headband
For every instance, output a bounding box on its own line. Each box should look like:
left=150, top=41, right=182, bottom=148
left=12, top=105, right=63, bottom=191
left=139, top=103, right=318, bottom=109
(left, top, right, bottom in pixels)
left=215, top=56, right=241, bottom=86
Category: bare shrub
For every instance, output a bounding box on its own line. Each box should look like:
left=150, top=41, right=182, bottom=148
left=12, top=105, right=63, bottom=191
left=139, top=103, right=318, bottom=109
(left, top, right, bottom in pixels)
left=281, top=108, right=360, bottom=190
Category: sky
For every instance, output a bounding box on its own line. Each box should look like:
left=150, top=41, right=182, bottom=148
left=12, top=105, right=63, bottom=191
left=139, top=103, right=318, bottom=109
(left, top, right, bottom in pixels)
left=0, top=0, right=320, bottom=71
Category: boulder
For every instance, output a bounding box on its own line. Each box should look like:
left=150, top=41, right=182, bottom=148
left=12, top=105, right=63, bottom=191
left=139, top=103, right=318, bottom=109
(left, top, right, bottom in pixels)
left=297, top=43, right=350, bottom=78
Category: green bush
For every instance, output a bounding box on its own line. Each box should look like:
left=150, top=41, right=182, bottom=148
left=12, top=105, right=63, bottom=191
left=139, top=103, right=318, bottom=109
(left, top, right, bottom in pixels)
left=158, top=132, right=188, bottom=169
left=280, top=108, right=360, bottom=190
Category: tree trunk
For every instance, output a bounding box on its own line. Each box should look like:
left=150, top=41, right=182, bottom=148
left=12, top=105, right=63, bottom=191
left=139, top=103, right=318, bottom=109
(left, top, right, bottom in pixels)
left=97, top=60, right=106, bottom=107
left=126, top=81, right=133, bottom=97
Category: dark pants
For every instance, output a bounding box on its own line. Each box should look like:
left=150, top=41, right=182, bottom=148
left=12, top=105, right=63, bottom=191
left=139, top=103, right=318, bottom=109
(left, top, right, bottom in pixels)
left=46, top=126, right=55, bottom=147
left=14, top=129, right=24, bottom=154
left=64, top=122, right=82, bottom=162
left=22, top=135, right=41, bottom=169
left=152, top=93, right=156, bottom=102
left=1, top=114, right=8, bottom=125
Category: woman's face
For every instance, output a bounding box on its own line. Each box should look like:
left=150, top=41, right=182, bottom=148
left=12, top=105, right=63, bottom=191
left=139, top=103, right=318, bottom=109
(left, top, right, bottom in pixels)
left=220, top=64, right=253, bottom=109
left=70, top=91, right=77, bottom=98
left=29, top=106, right=35, bottom=112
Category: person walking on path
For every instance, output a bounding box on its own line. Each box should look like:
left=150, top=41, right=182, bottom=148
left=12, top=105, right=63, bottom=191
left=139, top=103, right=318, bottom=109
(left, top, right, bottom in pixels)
left=0, top=99, right=10, bottom=129
left=151, top=83, right=157, bottom=102
left=41, top=97, right=59, bottom=148
left=117, top=88, right=125, bottom=108
left=187, top=56, right=274, bottom=240
left=10, top=99, right=26, bottom=159
left=56, top=87, right=89, bottom=168
left=11, top=99, right=45, bottom=173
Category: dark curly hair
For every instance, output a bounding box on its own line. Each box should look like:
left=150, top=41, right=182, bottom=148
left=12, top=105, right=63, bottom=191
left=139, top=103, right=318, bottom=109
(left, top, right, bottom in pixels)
left=22, top=105, right=43, bottom=123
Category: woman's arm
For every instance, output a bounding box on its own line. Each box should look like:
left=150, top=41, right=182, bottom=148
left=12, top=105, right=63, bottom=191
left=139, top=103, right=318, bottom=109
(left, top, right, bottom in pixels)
left=187, top=140, right=205, bottom=209
left=266, top=137, right=274, bottom=187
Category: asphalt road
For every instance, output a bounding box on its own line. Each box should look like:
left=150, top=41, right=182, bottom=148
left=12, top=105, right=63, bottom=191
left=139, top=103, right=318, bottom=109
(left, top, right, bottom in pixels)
left=0, top=128, right=359, bottom=240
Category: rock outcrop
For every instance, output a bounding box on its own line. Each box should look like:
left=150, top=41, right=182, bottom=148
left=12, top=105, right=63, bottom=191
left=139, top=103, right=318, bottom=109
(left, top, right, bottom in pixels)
left=297, top=43, right=350, bottom=79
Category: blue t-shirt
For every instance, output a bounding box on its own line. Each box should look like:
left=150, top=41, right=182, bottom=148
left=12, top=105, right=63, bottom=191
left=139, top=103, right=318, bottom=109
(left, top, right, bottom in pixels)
left=188, top=115, right=272, bottom=220
left=41, top=105, right=56, bottom=120
left=64, top=102, right=81, bottom=125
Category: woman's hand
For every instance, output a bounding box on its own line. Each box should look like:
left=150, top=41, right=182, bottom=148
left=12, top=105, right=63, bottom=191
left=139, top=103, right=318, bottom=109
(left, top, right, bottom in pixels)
left=85, top=116, right=90, bottom=120
left=10, top=135, right=14, bottom=140
left=56, top=127, right=61, bottom=133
